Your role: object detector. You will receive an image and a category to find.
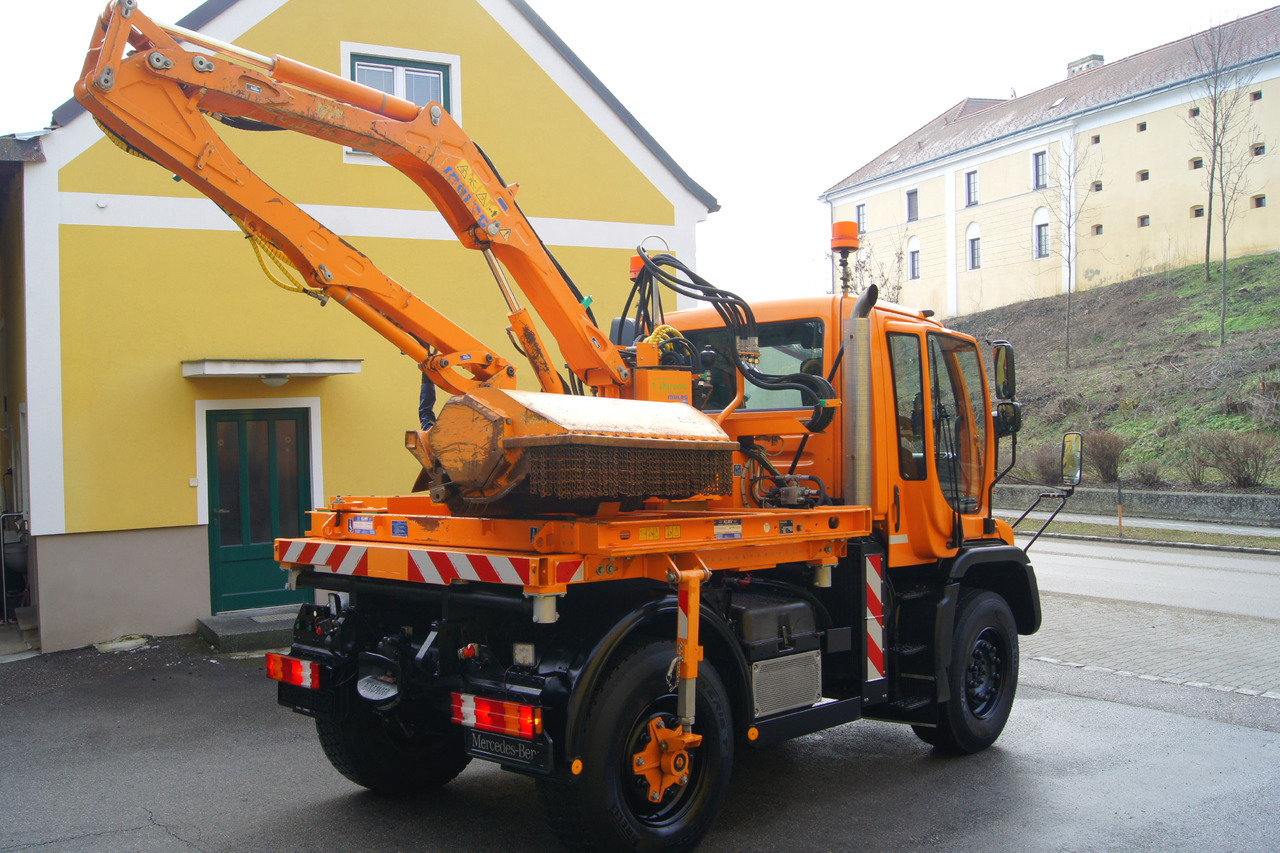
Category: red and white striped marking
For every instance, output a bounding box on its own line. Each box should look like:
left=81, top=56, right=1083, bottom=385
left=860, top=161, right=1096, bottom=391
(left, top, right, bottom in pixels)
left=865, top=554, right=885, bottom=682
left=278, top=539, right=531, bottom=586
left=279, top=540, right=368, bottom=575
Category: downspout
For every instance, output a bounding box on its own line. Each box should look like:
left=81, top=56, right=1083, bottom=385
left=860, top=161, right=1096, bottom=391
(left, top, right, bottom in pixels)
left=843, top=285, right=878, bottom=508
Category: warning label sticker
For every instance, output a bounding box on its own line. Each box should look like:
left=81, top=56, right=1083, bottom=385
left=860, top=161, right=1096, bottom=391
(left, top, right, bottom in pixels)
left=391, top=520, right=408, bottom=538
left=348, top=516, right=375, bottom=535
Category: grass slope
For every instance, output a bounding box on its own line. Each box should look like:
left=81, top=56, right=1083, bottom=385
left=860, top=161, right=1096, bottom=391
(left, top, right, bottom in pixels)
left=946, top=252, right=1280, bottom=489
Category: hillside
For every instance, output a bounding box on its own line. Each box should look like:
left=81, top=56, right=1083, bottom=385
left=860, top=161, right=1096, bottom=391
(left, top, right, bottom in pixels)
left=945, top=252, right=1280, bottom=490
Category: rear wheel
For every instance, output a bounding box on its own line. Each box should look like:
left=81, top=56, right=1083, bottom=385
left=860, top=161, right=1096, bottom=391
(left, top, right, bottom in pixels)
left=537, top=639, right=733, bottom=853
left=915, top=589, right=1019, bottom=754
left=317, top=702, right=470, bottom=795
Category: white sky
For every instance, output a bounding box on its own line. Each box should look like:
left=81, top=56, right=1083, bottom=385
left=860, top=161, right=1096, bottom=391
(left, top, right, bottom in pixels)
left=3, top=0, right=1270, bottom=299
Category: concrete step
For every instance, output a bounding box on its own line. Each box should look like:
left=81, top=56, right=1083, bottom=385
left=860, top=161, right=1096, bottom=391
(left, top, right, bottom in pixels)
left=196, top=605, right=300, bottom=653
left=15, top=606, right=37, bottom=632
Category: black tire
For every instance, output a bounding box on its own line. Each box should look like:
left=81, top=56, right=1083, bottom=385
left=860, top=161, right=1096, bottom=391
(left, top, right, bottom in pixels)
left=537, top=639, right=734, bottom=853
left=316, top=702, right=470, bottom=795
left=919, top=588, right=1019, bottom=754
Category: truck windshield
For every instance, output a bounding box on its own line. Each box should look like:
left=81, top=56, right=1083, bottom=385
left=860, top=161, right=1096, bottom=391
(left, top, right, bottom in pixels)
left=684, top=319, right=824, bottom=412
left=927, top=334, right=987, bottom=514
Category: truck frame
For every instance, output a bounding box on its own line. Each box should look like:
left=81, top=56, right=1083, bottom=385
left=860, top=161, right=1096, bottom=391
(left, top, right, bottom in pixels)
left=76, top=4, right=1079, bottom=851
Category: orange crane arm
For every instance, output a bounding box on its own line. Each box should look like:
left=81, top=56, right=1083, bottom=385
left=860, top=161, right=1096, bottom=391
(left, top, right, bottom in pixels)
left=74, top=0, right=633, bottom=396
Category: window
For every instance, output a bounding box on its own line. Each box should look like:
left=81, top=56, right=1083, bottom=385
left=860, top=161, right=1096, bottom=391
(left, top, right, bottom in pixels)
left=353, top=54, right=450, bottom=111
left=1254, top=195, right=1267, bottom=208
left=1192, top=206, right=1205, bottom=218
left=1190, top=157, right=1204, bottom=170
left=906, top=189, right=919, bottom=222
left=1137, top=121, right=1148, bottom=132
left=887, top=333, right=925, bottom=481
left=1254, top=144, right=1266, bottom=156
left=1092, top=181, right=1103, bottom=192
left=1137, top=170, right=1150, bottom=181
left=855, top=203, right=866, bottom=232
left=1138, top=215, right=1150, bottom=227
left=1092, top=224, right=1104, bottom=236
left=1252, top=90, right=1263, bottom=101
left=1091, top=134, right=1101, bottom=144
left=1189, top=106, right=1201, bottom=118
left=685, top=319, right=824, bottom=412
left=907, top=236, right=921, bottom=280
left=965, top=170, right=979, bottom=206
left=928, top=334, right=987, bottom=513
left=1032, top=208, right=1050, bottom=259
left=342, top=42, right=460, bottom=160
left=965, top=223, right=981, bottom=270
left=1032, top=151, right=1048, bottom=189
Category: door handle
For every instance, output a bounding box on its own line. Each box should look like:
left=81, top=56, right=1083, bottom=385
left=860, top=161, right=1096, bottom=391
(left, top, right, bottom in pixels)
left=213, top=508, right=232, bottom=515
left=893, top=486, right=901, bottom=532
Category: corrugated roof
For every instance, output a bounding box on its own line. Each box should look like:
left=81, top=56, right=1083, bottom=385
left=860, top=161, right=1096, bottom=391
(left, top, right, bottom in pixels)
left=822, top=6, right=1280, bottom=197
left=48, top=0, right=717, bottom=212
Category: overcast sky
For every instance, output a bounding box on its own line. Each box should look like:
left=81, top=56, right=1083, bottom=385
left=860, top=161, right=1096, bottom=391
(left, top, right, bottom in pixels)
left=3, top=0, right=1270, bottom=299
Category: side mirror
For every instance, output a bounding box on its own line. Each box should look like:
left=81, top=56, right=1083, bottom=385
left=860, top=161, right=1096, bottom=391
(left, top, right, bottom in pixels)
left=1061, top=432, right=1083, bottom=486
left=994, top=401, right=1022, bottom=437
left=993, top=342, right=1016, bottom=400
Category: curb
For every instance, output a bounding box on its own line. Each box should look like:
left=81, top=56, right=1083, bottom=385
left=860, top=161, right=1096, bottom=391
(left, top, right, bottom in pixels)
left=1020, top=530, right=1280, bottom=556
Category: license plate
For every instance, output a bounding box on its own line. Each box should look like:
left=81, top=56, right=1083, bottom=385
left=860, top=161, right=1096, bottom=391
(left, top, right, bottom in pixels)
left=465, top=729, right=551, bottom=772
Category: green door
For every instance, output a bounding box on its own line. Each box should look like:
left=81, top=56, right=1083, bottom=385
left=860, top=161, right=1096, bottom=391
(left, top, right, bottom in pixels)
left=207, top=408, right=312, bottom=613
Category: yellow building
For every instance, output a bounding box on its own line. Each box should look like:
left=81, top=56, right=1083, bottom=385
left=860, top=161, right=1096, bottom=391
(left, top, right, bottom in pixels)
left=822, top=8, right=1278, bottom=318
left=0, top=0, right=716, bottom=652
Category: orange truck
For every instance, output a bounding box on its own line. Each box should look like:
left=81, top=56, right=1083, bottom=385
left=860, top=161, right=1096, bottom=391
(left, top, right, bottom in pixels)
left=77, top=3, right=1080, bottom=851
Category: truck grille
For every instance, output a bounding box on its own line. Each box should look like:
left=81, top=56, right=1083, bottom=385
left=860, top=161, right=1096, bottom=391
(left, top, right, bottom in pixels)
left=751, top=651, right=822, bottom=718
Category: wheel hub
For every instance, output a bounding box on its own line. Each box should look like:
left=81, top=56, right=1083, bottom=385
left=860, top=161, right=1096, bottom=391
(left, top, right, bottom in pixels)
left=965, top=632, right=1004, bottom=718
left=631, top=716, right=702, bottom=802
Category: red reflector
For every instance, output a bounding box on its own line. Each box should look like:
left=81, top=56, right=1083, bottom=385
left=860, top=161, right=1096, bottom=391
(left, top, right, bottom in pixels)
left=265, top=653, right=321, bottom=690
left=450, top=692, right=541, bottom=739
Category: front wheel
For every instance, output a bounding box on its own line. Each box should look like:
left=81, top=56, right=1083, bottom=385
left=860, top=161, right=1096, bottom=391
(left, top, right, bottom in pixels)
left=915, top=589, right=1019, bottom=754
left=537, top=639, right=734, bottom=853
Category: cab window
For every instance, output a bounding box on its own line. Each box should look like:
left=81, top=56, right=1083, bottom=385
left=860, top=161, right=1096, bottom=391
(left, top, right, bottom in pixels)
left=685, top=319, right=824, bottom=412
left=887, top=333, right=926, bottom=480
left=927, top=334, right=987, bottom=513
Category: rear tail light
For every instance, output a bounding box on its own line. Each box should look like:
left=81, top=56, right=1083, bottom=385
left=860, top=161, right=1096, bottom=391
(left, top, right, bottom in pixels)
left=266, top=653, right=322, bottom=689
left=451, top=692, right=542, bottom=739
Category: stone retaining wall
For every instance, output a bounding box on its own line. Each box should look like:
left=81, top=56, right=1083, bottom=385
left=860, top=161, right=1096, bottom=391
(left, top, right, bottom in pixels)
left=993, top=484, right=1280, bottom=528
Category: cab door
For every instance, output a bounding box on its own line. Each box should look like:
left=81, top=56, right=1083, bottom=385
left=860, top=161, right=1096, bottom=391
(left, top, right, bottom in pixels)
left=882, top=329, right=989, bottom=565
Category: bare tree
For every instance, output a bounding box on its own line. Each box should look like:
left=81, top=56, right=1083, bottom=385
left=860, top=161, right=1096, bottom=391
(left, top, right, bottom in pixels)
left=1039, top=138, right=1101, bottom=369
left=837, top=229, right=906, bottom=303
left=1184, top=18, right=1261, bottom=344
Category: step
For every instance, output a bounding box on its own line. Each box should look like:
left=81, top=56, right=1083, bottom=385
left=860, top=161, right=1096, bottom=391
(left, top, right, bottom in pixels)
left=15, top=606, right=37, bottom=632
left=196, top=605, right=300, bottom=653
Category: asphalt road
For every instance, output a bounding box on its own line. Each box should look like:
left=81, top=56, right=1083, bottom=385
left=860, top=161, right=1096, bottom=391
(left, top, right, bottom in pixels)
left=1024, top=537, right=1280, bottom=620
left=1, top=635, right=1277, bottom=853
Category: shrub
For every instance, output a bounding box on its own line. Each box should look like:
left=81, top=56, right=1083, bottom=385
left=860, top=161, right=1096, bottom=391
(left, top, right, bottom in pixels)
left=1176, top=448, right=1210, bottom=488
left=1023, top=445, right=1063, bottom=484
left=1131, top=461, right=1162, bottom=488
left=1084, top=430, right=1128, bottom=483
left=1199, top=431, right=1279, bottom=488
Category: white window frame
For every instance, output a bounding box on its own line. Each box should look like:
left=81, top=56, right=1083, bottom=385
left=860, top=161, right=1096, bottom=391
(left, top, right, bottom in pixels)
left=855, top=203, right=866, bottom=232
left=1031, top=151, right=1048, bottom=190
left=906, top=189, right=919, bottom=222
left=965, top=223, right=981, bottom=271
left=1032, top=208, right=1050, bottom=259
left=964, top=170, right=979, bottom=207
left=341, top=41, right=462, bottom=166
left=907, top=236, right=921, bottom=280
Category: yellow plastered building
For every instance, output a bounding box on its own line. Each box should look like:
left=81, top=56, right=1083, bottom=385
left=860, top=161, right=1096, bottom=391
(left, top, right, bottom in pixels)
left=0, top=0, right=716, bottom=652
left=822, top=9, right=1278, bottom=318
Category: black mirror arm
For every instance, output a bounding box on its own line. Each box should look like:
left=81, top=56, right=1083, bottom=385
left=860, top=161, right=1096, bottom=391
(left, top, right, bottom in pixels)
left=1011, top=483, right=1076, bottom=552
